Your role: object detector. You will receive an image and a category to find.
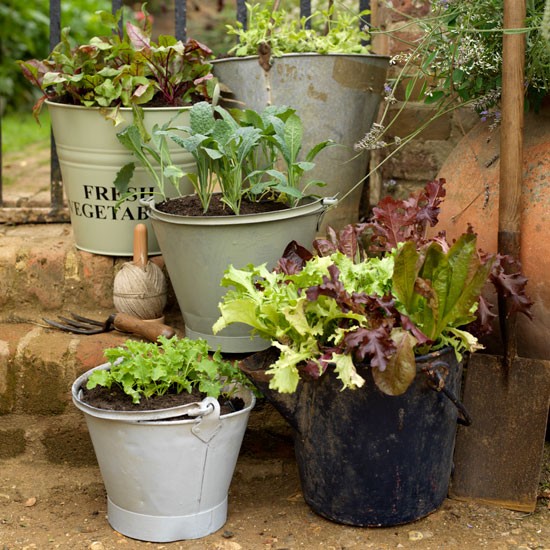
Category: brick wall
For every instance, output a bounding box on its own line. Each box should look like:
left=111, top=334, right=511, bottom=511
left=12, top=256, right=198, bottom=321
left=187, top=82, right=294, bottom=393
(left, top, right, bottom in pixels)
left=362, top=0, right=480, bottom=213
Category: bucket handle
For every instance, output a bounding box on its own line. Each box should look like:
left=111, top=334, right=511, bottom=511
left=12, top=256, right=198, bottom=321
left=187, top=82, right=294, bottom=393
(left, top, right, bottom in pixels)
left=422, top=361, right=472, bottom=426
left=317, top=196, right=339, bottom=230
left=190, top=397, right=222, bottom=443
left=140, top=196, right=155, bottom=211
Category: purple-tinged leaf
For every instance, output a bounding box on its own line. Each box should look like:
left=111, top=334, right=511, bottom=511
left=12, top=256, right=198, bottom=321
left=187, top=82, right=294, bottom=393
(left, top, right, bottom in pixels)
left=490, top=267, right=534, bottom=319
left=366, top=178, right=448, bottom=252
left=372, top=330, right=417, bottom=395
left=275, top=240, right=313, bottom=274
left=399, top=314, right=431, bottom=345
left=313, top=223, right=369, bottom=261
left=343, top=325, right=396, bottom=370
left=126, top=22, right=151, bottom=51
left=313, top=226, right=339, bottom=256
left=185, top=38, right=213, bottom=56
left=194, top=74, right=214, bottom=86
left=466, top=295, right=497, bottom=337
left=335, top=225, right=359, bottom=258
left=306, top=265, right=357, bottom=313
left=300, top=359, right=324, bottom=379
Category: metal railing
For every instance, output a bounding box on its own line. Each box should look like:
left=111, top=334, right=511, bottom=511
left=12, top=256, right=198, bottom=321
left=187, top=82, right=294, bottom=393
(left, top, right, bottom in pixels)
left=0, top=0, right=370, bottom=224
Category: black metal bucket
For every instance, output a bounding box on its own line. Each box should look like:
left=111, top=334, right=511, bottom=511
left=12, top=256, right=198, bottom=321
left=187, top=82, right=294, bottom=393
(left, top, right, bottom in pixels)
left=240, top=347, right=470, bottom=527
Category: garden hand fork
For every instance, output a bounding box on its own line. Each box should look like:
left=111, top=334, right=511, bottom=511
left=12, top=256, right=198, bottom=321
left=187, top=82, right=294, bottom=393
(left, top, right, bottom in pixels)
left=43, top=312, right=176, bottom=342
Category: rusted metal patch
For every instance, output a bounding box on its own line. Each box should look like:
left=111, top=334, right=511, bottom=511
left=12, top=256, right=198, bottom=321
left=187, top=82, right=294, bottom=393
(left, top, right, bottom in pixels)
left=332, top=57, right=387, bottom=91
left=307, top=84, right=328, bottom=102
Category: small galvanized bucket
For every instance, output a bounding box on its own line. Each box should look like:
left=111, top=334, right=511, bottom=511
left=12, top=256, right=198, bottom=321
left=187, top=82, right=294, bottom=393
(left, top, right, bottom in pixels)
left=72, top=363, right=255, bottom=542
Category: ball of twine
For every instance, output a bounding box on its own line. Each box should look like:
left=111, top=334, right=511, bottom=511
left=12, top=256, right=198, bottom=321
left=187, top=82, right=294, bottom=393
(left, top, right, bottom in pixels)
left=113, top=262, right=167, bottom=320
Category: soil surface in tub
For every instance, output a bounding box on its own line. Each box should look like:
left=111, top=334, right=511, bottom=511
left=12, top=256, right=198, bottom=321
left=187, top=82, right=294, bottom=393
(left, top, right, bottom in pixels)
left=81, top=384, right=245, bottom=418
left=157, top=193, right=291, bottom=216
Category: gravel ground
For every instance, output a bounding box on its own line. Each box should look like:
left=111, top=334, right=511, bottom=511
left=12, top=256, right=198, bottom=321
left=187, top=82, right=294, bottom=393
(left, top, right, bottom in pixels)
left=1, top=444, right=549, bottom=550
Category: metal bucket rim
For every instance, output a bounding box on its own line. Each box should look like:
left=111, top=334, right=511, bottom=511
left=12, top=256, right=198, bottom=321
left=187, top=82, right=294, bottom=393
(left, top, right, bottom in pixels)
left=45, top=99, right=192, bottom=114
left=71, top=362, right=255, bottom=423
left=141, top=195, right=331, bottom=226
left=414, top=346, right=456, bottom=364
left=212, top=52, right=391, bottom=63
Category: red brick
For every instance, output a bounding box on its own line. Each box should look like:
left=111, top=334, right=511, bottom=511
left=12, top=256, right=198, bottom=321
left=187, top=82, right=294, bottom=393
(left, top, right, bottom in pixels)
left=0, top=240, right=18, bottom=309
left=14, top=326, right=75, bottom=415
left=0, top=324, right=36, bottom=413
left=381, top=140, right=454, bottom=182
left=73, top=330, right=133, bottom=375
left=77, top=250, right=116, bottom=310
left=24, top=243, right=67, bottom=310
left=386, top=103, right=453, bottom=141
left=388, top=0, right=430, bottom=21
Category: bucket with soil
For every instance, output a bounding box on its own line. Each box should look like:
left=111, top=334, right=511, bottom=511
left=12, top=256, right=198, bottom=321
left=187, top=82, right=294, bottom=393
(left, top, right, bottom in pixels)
left=72, top=362, right=255, bottom=542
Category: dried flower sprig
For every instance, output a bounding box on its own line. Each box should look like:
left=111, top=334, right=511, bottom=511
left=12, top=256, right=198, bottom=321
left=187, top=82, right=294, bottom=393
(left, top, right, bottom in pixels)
left=334, top=1, right=548, bottom=210
left=354, top=0, right=548, bottom=156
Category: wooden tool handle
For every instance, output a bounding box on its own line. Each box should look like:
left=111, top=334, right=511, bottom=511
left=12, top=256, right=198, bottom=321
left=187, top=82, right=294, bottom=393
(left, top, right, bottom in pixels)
left=499, top=0, right=525, bottom=241
left=133, top=224, right=148, bottom=269
left=499, top=0, right=526, bottom=368
left=113, top=312, right=176, bottom=341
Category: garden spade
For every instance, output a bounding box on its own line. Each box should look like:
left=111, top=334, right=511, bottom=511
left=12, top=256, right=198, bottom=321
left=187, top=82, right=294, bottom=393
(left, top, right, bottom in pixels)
left=450, top=0, right=550, bottom=512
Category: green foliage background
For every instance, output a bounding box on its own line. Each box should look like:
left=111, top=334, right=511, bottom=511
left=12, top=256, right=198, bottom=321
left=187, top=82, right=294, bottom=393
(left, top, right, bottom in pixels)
left=0, top=0, right=111, bottom=114
left=1, top=0, right=355, bottom=115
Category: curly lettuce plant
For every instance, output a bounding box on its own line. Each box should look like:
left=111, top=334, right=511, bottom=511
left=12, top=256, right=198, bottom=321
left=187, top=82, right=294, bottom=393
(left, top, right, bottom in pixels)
left=18, top=6, right=217, bottom=125
left=86, top=335, right=251, bottom=404
left=214, top=179, right=532, bottom=395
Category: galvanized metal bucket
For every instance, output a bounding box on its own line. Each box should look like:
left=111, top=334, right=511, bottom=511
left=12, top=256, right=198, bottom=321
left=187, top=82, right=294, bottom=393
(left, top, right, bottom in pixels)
left=144, top=196, right=330, bottom=353
left=212, top=53, right=389, bottom=232
left=47, top=101, right=194, bottom=256
left=72, top=363, right=255, bottom=542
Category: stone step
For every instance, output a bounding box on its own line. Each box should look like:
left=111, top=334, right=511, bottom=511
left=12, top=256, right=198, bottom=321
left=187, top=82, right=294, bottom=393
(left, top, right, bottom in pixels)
left=0, top=223, right=293, bottom=468
left=0, top=223, right=115, bottom=314
left=0, top=320, right=293, bottom=466
left=0, top=223, right=179, bottom=317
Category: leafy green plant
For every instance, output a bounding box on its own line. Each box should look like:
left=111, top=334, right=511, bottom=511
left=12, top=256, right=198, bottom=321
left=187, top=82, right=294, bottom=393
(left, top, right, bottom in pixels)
left=115, top=101, right=333, bottom=214
left=225, top=1, right=371, bottom=59
left=213, top=179, right=532, bottom=395
left=115, top=118, right=186, bottom=203
left=86, top=335, right=251, bottom=404
left=413, top=0, right=550, bottom=114
left=17, top=6, right=217, bottom=125
left=1, top=0, right=111, bottom=114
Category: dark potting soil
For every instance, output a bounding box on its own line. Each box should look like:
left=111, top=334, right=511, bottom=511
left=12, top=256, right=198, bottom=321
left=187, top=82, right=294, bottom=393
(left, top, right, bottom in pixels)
left=81, top=384, right=244, bottom=418
left=156, top=193, right=290, bottom=217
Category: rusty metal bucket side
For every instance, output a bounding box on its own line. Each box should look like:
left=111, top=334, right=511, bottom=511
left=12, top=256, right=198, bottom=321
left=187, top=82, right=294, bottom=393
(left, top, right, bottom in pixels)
left=240, top=346, right=466, bottom=526
left=212, top=54, right=390, bottom=232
